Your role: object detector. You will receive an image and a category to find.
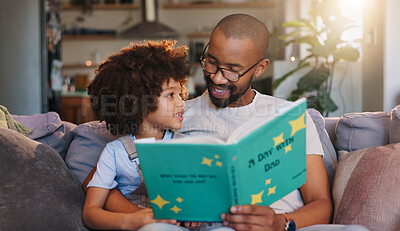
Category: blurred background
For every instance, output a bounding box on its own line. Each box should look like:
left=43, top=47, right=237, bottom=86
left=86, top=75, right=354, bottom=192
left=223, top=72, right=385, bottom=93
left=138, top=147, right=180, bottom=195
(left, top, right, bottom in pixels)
left=0, top=0, right=399, bottom=124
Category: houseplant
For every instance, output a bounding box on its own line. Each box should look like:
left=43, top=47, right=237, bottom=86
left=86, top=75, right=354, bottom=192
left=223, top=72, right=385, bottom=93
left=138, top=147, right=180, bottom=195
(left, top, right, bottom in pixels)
left=275, top=0, right=360, bottom=116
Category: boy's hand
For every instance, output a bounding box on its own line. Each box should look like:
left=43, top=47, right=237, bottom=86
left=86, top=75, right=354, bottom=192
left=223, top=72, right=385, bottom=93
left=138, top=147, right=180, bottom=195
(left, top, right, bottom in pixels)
left=221, top=205, right=285, bottom=231
left=124, top=208, right=177, bottom=230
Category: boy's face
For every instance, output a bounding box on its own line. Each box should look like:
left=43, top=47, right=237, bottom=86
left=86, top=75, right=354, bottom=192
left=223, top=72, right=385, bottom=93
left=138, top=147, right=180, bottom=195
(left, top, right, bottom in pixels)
left=143, top=78, right=185, bottom=133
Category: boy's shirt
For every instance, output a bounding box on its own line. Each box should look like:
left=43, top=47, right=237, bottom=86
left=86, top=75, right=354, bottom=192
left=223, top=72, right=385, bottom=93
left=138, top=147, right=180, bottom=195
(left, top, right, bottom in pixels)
left=88, top=130, right=174, bottom=197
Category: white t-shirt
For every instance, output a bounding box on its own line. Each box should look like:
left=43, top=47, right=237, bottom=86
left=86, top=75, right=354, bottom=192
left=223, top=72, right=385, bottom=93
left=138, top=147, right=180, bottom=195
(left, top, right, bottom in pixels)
left=179, top=90, right=323, bottom=213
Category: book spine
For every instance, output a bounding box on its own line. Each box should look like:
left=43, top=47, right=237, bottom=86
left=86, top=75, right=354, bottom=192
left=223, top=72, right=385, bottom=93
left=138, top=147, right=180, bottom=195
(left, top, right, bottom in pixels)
left=227, top=146, right=240, bottom=206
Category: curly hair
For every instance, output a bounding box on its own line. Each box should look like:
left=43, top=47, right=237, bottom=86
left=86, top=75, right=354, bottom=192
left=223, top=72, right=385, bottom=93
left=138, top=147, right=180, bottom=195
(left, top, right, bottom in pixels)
left=87, top=40, right=189, bottom=136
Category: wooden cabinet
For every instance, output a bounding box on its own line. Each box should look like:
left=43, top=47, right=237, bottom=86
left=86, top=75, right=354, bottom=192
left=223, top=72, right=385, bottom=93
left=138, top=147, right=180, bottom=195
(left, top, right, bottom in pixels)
left=61, top=93, right=96, bottom=124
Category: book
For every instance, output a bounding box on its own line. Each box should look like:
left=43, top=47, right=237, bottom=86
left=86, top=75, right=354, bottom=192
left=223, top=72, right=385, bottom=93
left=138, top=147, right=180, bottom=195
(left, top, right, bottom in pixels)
left=135, top=98, right=307, bottom=222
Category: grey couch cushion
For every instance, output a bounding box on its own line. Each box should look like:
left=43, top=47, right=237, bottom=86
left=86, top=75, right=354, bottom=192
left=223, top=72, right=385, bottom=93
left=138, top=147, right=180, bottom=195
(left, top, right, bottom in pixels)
left=307, top=109, right=337, bottom=187
left=390, top=105, right=400, bottom=144
left=0, top=128, right=88, bottom=231
left=13, top=112, right=77, bottom=159
left=335, top=112, right=390, bottom=152
left=65, top=121, right=119, bottom=183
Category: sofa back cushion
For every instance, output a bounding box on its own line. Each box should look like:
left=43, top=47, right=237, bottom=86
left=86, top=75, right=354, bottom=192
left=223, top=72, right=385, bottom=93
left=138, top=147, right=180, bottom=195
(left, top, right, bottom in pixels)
left=307, top=109, right=337, bottom=187
left=390, top=105, right=400, bottom=144
left=13, top=112, right=76, bottom=159
left=0, top=128, right=87, bottom=230
left=332, top=143, right=400, bottom=231
left=65, top=121, right=119, bottom=183
left=335, top=111, right=391, bottom=152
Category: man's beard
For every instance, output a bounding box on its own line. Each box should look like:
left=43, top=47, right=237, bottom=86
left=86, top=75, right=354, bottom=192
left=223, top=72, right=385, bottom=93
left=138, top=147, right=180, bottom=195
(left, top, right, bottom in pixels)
left=205, top=73, right=254, bottom=108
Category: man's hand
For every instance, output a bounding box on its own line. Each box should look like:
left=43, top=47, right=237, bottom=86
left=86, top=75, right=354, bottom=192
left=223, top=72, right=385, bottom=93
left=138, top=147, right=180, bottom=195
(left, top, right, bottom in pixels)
left=221, top=205, right=286, bottom=231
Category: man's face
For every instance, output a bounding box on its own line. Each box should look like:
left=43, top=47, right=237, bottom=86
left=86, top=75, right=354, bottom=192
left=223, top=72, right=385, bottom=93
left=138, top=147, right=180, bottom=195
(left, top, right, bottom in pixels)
left=203, top=29, right=262, bottom=108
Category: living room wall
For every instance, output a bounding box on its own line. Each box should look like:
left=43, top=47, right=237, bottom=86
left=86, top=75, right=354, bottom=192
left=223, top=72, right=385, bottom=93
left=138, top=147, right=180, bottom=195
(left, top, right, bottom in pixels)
left=0, top=0, right=44, bottom=115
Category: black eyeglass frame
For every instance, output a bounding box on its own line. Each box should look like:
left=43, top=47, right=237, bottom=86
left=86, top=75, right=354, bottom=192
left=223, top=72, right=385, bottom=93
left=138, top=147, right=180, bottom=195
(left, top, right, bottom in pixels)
left=199, top=43, right=263, bottom=82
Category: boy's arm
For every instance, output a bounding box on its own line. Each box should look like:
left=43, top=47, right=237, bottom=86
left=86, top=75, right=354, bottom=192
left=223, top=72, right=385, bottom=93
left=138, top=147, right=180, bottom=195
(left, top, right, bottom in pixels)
left=82, top=166, right=141, bottom=213
left=83, top=187, right=176, bottom=230
left=221, top=155, right=332, bottom=230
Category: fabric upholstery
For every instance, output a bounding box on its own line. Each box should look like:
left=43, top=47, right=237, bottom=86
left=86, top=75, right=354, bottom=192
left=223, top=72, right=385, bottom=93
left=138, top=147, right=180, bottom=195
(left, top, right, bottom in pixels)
left=307, top=109, right=337, bottom=187
left=390, top=105, right=400, bottom=144
left=335, top=112, right=390, bottom=152
left=332, top=143, right=400, bottom=231
left=0, top=128, right=87, bottom=230
left=13, top=112, right=76, bottom=159
left=65, top=121, right=119, bottom=183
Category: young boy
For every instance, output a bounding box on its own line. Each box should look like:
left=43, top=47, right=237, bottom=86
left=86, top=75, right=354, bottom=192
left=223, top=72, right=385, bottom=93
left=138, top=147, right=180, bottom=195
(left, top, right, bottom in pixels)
left=82, top=40, right=189, bottom=230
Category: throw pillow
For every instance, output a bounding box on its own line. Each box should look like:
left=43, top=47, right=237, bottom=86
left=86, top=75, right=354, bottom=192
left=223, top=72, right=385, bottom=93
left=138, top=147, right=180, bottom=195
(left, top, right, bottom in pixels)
left=390, top=105, right=400, bottom=144
left=13, top=112, right=77, bottom=159
left=332, top=143, right=400, bottom=231
left=65, top=121, right=120, bottom=183
left=0, top=128, right=88, bottom=230
left=335, top=112, right=390, bottom=152
left=307, top=108, right=337, bottom=187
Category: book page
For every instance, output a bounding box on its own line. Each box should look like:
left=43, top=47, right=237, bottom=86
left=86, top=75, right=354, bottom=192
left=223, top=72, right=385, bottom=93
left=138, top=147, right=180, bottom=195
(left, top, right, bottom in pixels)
left=226, top=98, right=306, bottom=144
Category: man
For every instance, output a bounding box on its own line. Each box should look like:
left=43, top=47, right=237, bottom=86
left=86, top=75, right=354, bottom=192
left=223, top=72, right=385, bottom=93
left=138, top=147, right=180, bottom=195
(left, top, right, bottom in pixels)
left=84, top=14, right=368, bottom=231
left=172, top=13, right=332, bottom=231
left=141, top=14, right=368, bottom=231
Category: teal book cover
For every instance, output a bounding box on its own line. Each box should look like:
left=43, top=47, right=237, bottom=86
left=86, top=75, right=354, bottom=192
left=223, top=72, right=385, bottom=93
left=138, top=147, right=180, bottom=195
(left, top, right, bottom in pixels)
left=135, top=99, right=307, bottom=222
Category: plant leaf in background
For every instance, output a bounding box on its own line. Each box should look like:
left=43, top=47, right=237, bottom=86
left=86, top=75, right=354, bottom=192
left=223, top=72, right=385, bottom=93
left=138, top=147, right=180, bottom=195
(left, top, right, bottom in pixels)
left=275, top=0, right=360, bottom=116
left=297, top=65, right=330, bottom=92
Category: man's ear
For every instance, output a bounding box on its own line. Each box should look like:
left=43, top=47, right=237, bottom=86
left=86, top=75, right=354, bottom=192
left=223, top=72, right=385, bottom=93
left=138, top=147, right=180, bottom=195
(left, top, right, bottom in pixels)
left=255, top=59, right=270, bottom=78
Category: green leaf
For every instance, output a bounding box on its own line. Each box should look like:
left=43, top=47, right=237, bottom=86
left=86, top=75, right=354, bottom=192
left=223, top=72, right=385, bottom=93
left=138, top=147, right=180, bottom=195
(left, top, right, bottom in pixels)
left=309, top=44, right=331, bottom=57
left=317, top=88, right=338, bottom=113
left=297, top=65, right=330, bottom=91
left=282, top=20, right=308, bottom=28
left=298, top=18, right=318, bottom=33
left=288, top=89, right=305, bottom=101
left=279, top=30, right=301, bottom=41
left=274, top=62, right=311, bottom=89
left=284, top=35, right=321, bottom=47
left=334, top=46, right=360, bottom=61
left=306, top=95, right=324, bottom=113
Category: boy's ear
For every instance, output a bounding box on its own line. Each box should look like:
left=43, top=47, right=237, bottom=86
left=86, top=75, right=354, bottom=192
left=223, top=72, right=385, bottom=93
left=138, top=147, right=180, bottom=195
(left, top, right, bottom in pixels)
left=255, top=59, right=270, bottom=78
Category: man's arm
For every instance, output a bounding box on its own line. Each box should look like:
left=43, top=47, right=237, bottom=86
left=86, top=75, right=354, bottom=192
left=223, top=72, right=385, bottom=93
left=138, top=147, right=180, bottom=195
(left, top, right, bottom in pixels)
left=82, top=166, right=141, bottom=213
left=221, top=155, right=332, bottom=231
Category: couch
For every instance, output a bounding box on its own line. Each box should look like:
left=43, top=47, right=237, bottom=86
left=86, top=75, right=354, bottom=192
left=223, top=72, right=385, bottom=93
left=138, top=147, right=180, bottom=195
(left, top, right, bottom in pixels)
left=1, top=106, right=399, bottom=231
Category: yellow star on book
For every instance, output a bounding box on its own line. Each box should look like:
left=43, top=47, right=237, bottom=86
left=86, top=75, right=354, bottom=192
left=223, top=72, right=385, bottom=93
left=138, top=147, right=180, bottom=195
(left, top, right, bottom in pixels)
left=273, top=132, right=285, bottom=147
left=251, top=190, right=264, bottom=204
left=176, top=197, right=183, bottom=203
left=285, top=144, right=292, bottom=153
left=289, top=113, right=306, bottom=136
left=150, top=195, right=170, bottom=209
left=201, top=157, right=213, bottom=166
left=267, top=186, right=277, bottom=196
left=214, top=154, right=220, bottom=159
left=216, top=161, right=223, bottom=167
left=170, top=205, right=182, bottom=214
left=265, top=178, right=271, bottom=185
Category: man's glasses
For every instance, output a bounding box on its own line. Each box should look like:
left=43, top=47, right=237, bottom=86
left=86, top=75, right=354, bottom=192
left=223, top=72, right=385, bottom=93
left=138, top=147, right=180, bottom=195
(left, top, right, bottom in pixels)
left=199, top=43, right=262, bottom=82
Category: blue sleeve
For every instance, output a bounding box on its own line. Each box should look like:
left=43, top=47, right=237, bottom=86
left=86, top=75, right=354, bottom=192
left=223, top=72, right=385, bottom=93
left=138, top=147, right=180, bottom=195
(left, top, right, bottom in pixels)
left=87, top=143, right=118, bottom=190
